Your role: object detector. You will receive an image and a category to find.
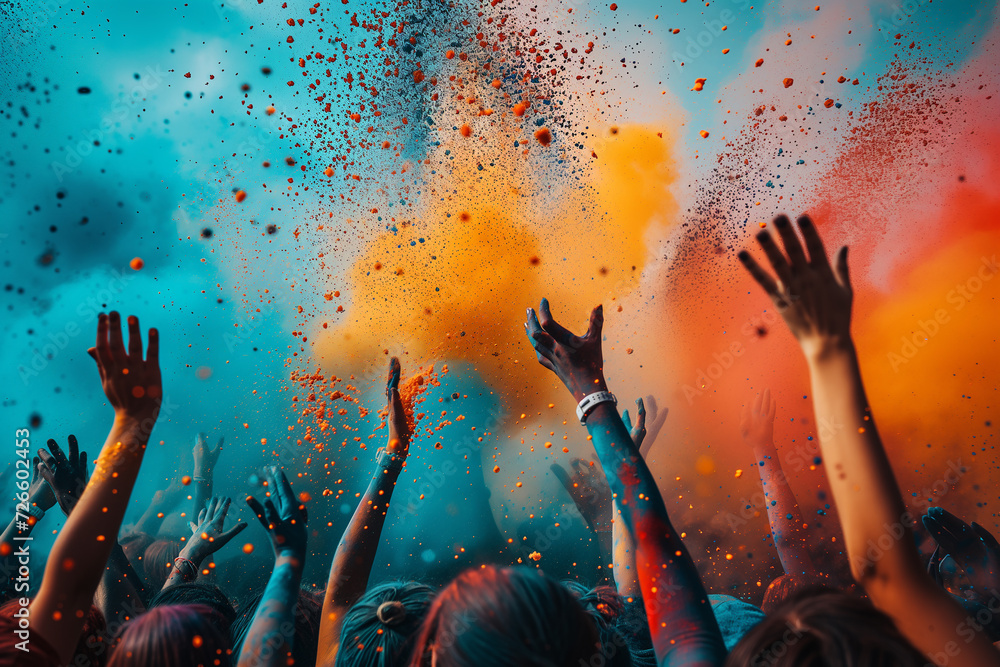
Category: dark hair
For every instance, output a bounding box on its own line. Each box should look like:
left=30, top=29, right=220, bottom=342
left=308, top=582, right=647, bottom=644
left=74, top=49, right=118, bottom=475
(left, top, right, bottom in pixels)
left=231, top=586, right=322, bottom=667
left=141, top=540, right=182, bottom=592
left=149, top=583, right=236, bottom=636
left=335, top=581, right=435, bottom=667
left=409, top=566, right=601, bottom=667
left=562, top=581, right=632, bottom=667
left=107, top=604, right=231, bottom=667
left=726, top=587, right=927, bottom=667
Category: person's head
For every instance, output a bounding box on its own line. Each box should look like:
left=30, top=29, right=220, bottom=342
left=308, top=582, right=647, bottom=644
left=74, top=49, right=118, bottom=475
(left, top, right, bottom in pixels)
left=409, top=566, right=601, bottom=667
left=562, top=581, right=632, bottom=667
left=149, top=583, right=236, bottom=636
left=726, top=588, right=927, bottom=667
left=336, top=581, right=435, bottom=667
left=107, top=604, right=231, bottom=667
left=141, top=539, right=182, bottom=591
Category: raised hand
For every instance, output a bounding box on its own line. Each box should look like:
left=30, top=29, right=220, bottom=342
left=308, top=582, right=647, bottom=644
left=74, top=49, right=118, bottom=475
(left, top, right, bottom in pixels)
left=87, top=311, right=161, bottom=420
left=193, top=433, right=224, bottom=477
left=37, top=435, right=90, bottom=516
left=525, top=298, right=606, bottom=401
left=738, top=214, right=852, bottom=359
left=246, top=467, right=308, bottom=559
left=550, top=458, right=612, bottom=533
left=922, top=507, right=1000, bottom=597
left=385, top=357, right=410, bottom=455
left=183, top=496, right=248, bottom=561
left=739, top=389, right=777, bottom=450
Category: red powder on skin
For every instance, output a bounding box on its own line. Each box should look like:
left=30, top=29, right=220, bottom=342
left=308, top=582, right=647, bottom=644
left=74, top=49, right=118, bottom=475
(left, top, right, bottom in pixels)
left=533, top=127, right=552, bottom=146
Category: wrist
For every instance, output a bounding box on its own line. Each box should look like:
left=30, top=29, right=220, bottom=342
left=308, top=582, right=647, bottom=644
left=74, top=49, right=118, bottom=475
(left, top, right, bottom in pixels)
left=179, top=543, right=208, bottom=566
left=569, top=375, right=609, bottom=402
left=802, top=336, right=856, bottom=366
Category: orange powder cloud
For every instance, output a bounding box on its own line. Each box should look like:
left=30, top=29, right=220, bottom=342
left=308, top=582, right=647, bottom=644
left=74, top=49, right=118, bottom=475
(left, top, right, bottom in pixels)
left=312, top=124, right=680, bottom=419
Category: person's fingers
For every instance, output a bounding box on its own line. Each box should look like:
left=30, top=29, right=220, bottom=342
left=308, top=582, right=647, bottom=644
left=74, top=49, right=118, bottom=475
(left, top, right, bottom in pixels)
left=755, top=231, right=793, bottom=286
left=45, top=439, right=68, bottom=467
left=298, top=504, right=308, bottom=524
left=79, top=451, right=88, bottom=477
left=644, top=394, right=658, bottom=421
left=796, top=215, right=831, bottom=270
left=67, top=435, right=79, bottom=465
left=190, top=521, right=199, bottom=534
left=31, top=456, right=41, bottom=480
left=217, top=521, right=249, bottom=546
left=571, top=458, right=591, bottom=476
left=146, top=327, right=159, bottom=364
left=752, top=391, right=762, bottom=416
left=550, top=464, right=573, bottom=492
left=767, top=393, right=777, bottom=421
left=387, top=356, right=401, bottom=392
left=538, top=298, right=576, bottom=345
left=245, top=496, right=270, bottom=530
left=621, top=409, right=633, bottom=433
left=263, top=499, right=280, bottom=527
left=632, top=398, right=647, bottom=448
left=196, top=432, right=206, bottom=451
left=127, top=315, right=143, bottom=359
left=274, top=467, right=295, bottom=504
left=585, top=304, right=604, bottom=343
left=835, top=246, right=851, bottom=292
left=762, top=388, right=771, bottom=415
left=198, top=508, right=207, bottom=525
left=737, top=251, right=780, bottom=297
left=39, top=463, right=56, bottom=488
left=38, top=448, right=57, bottom=470
left=95, top=312, right=111, bottom=367
left=216, top=437, right=224, bottom=453
left=971, top=522, right=1000, bottom=552
left=773, top=215, right=808, bottom=270
left=218, top=497, right=233, bottom=523
left=108, top=311, right=127, bottom=363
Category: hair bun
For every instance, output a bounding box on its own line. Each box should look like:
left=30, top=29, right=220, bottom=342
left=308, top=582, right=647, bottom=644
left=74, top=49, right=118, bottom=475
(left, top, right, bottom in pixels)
left=376, top=600, right=407, bottom=626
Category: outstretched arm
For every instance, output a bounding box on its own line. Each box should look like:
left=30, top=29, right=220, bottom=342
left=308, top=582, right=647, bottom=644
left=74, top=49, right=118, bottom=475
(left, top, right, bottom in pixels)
left=238, top=468, right=308, bottom=667
left=526, top=299, right=726, bottom=667
left=739, top=214, right=1000, bottom=667
left=739, top=389, right=816, bottom=577
left=30, top=312, right=161, bottom=664
left=317, top=357, right=412, bottom=667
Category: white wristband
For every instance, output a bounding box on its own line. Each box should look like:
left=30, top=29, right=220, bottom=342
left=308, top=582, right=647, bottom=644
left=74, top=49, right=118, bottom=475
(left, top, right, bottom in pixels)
left=576, top=391, right=616, bottom=424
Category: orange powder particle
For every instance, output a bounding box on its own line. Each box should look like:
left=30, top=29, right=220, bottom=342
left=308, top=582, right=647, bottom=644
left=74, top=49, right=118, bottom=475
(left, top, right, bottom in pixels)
left=609, top=3, right=617, bottom=9
left=824, top=98, right=835, bottom=108
left=129, top=257, right=144, bottom=270
left=324, top=167, right=334, bottom=177
left=265, top=105, right=276, bottom=115
left=722, top=48, right=730, bottom=54
left=460, top=124, right=472, bottom=137
left=533, top=127, right=552, bottom=146
left=513, top=102, right=527, bottom=117
left=783, top=78, right=794, bottom=88
left=235, top=190, right=247, bottom=203
left=491, top=79, right=502, bottom=89
left=699, top=130, right=710, bottom=138
left=445, top=50, right=455, bottom=59
left=413, top=70, right=425, bottom=84
left=755, top=58, right=764, bottom=67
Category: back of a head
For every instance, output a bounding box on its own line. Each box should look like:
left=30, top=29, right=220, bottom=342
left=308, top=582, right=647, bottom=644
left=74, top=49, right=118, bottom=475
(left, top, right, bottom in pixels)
left=119, top=531, right=155, bottom=577
left=141, top=539, right=182, bottom=592
left=107, top=604, right=231, bottom=667
left=726, top=588, right=927, bottom=667
left=149, top=582, right=237, bottom=636
left=230, top=587, right=322, bottom=666
left=409, top=565, right=601, bottom=667
left=336, top=581, right=435, bottom=667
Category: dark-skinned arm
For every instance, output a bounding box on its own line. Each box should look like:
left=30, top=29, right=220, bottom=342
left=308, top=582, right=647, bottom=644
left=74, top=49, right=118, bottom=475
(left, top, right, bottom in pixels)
left=526, top=299, right=726, bottom=667
left=237, top=468, right=308, bottom=667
